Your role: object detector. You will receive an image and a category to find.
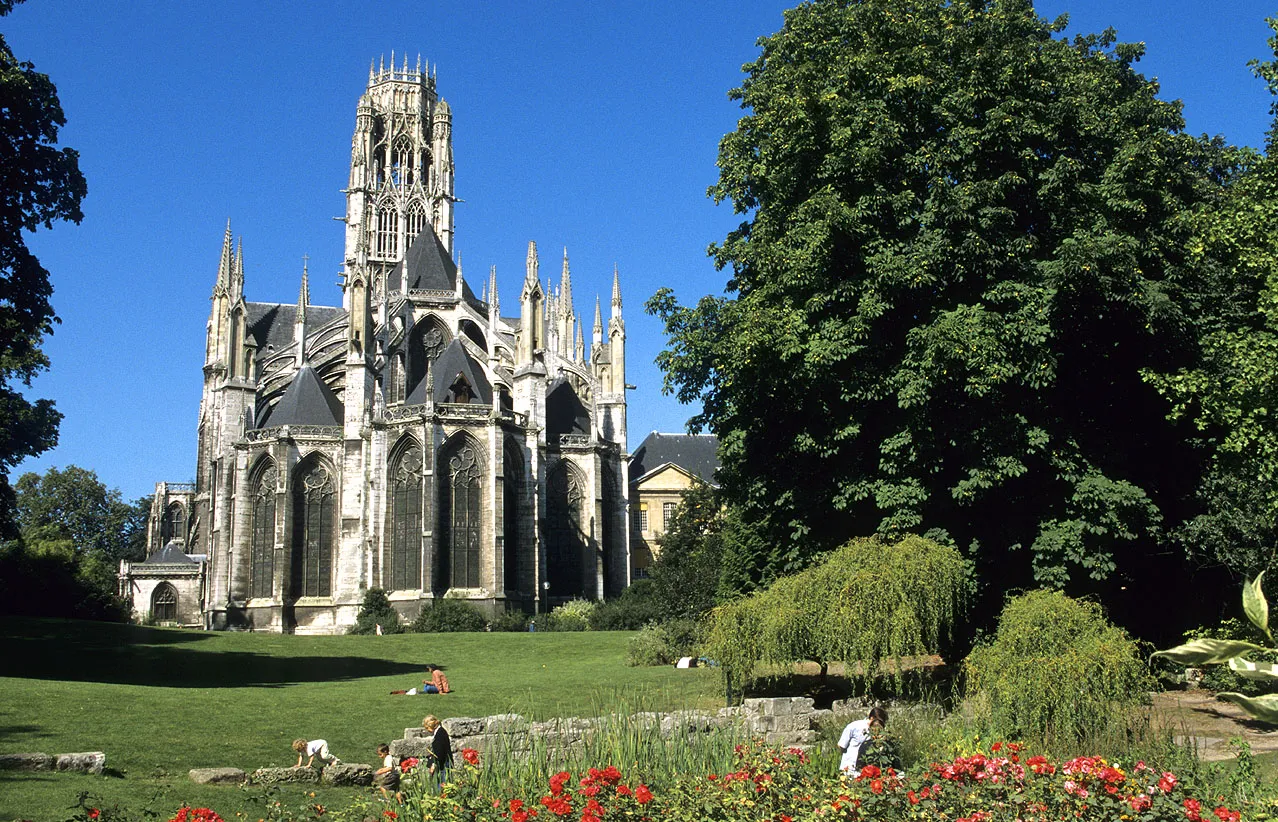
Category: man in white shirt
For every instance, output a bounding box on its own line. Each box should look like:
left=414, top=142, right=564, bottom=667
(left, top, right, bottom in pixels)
left=838, top=706, right=888, bottom=776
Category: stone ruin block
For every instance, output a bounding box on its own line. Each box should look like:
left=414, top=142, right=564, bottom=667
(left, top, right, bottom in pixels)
left=56, top=752, right=105, bottom=775
left=404, top=727, right=430, bottom=739
left=484, top=714, right=528, bottom=734
left=443, top=717, right=484, bottom=737
left=0, top=753, right=54, bottom=771
left=189, top=768, right=246, bottom=785
left=322, top=763, right=374, bottom=787
left=251, top=766, right=321, bottom=785
left=389, top=738, right=434, bottom=759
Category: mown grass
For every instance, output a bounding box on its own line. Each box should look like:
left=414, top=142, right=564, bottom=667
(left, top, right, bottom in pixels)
left=0, top=618, right=721, bottom=821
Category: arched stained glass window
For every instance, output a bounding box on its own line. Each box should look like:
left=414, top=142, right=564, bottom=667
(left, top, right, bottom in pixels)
left=291, top=458, right=335, bottom=598
left=439, top=439, right=483, bottom=589
left=248, top=461, right=277, bottom=600
left=546, top=462, right=586, bottom=598
left=152, top=583, right=178, bottom=623
left=406, top=200, right=427, bottom=247
left=375, top=203, right=398, bottom=259
left=388, top=441, right=423, bottom=591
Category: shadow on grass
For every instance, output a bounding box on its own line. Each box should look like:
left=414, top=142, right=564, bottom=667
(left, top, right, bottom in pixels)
left=0, top=617, right=423, bottom=687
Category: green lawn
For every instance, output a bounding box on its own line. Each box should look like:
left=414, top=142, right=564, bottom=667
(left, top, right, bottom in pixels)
left=0, top=618, right=721, bottom=821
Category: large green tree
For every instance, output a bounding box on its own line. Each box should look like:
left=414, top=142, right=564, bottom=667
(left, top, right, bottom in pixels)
left=1145, top=19, right=1278, bottom=580
left=0, top=0, right=86, bottom=534
left=649, top=0, right=1233, bottom=612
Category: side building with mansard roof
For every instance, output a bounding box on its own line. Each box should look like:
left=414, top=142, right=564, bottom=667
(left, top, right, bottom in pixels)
left=123, top=56, right=629, bottom=633
left=627, top=432, right=719, bottom=579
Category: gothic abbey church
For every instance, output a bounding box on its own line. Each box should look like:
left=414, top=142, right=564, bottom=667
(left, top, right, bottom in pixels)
left=131, top=57, right=631, bottom=633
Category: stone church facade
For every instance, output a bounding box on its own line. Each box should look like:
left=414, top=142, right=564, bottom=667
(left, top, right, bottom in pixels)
left=132, top=57, right=630, bottom=633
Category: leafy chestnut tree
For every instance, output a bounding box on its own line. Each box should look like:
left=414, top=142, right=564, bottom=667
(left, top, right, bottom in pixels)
left=648, top=0, right=1233, bottom=608
left=0, top=0, right=87, bottom=534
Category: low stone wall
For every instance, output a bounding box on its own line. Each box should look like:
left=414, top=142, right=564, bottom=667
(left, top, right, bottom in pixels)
left=389, top=697, right=823, bottom=761
left=0, top=752, right=104, bottom=774
left=247, top=764, right=374, bottom=787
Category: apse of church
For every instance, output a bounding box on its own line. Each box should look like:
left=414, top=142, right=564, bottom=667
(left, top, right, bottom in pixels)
left=138, top=55, right=630, bottom=634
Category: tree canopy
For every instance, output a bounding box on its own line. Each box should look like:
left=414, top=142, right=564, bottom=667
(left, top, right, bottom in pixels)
left=649, top=0, right=1235, bottom=612
left=0, top=0, right=86, bottom=534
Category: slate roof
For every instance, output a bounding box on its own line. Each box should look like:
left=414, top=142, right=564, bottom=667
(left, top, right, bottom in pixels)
left=405, top=337, right=493, bottom=406
left=258, top=363, right=343, bottom=427
left=246, top=303, right=347, bottom=353
left=629, top=432, right=720, bottom=487
left=144, top=541, right=197, bottom=565
left=546, top=377, right=592, bottom=436
left=388, top=224, right=480, bottom=307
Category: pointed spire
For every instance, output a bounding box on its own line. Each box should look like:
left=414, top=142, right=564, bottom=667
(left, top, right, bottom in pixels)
left=560, top=246, right=573, bottom=315
left=298, top=255, right=310, bottom=312
left=593, top=296, right=603, bottom=334
left=575, top=322, right=584, bottom=362
left=402, top=52, right=409, bottom=74
left=369, top=59, right=375, bottom=83
left=295, top=256, right=310, bottom=367
left=489, top=265, right=499, bottom=313
left=232, top=236, right=244, bottom=302
left=215, top=220, right=233, bottom=293
left=390, top=49, right=395, bottom=75
left=611, top=264, right=622, bottom=310
left=416, top=53, right=422, bottom=75
left=379, top=54, right=385, bottom=75
left=454, top=252, right=464, bottom=298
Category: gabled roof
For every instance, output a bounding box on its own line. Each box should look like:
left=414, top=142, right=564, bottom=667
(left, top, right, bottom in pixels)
left=388, top=225, right=479, bottom=307
left=144, top=541, right=197, bottom=565
left=405, top=337, right=493, bottom=406
left=546, top=377, right=591, bottom=436
left=258, top=363, right=343, bottom=427
left=246, top=302, right=347, bottom=353
left=629, top=432, right=720, bottom=487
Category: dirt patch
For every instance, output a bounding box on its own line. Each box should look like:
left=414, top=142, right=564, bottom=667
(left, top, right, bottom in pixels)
left=1151, top=689, right=1278, bottom=761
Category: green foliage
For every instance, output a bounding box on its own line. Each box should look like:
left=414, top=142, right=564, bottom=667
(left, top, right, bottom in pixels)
left=590, top=579, right=661, bottom=630
left=0, top=466, right=146, bottom=620
left=646, top=484, right=728, bottom=618
left=1143, top=18, right=1278, bottom=580
left=705, top=535, right=969, bottom=692
left=347, top=588, right=403, bottom=635
left=647, top=0, right=1234, bottom=598
left=966, top=590, right=1152, bottom=746
left=489, top=610, right=531, bottom=632
left=1180, top=619, right=1278, bottom=697
left=411, top=598, right=487, bottom=633
left=625, top=619, right=702, bottom=667
left=546, top=599, right=595, bottom=632
left=0, top=3, right=87, bottom=535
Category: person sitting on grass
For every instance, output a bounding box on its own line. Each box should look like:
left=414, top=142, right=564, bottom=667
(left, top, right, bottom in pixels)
left=374, top=743, right=403, bottom=803
left=292, top=738, right=341, bottom=769
left=389, top=664, right=451, bottom=695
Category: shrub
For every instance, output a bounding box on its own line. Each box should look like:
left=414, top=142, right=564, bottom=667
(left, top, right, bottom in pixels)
left=489, top=610, right=531, bottom=632
left=625, top=619, right=702, bottom=667
left=705, top=535, right=970, bottom=693
left=348, top=588, right=403, bottom=634
left=411, top=597, right=487, bottom=632
left=589, top=579, right=661, bottom=630
left=965, top=589, right=1152, bottom=747
left=546, top=599, right=595, bottom=631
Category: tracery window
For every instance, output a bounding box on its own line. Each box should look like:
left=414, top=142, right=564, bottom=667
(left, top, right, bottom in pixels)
left=161, top=502, right=185, bottom=544
left=388, top=441, right=423, bottom=591
left=291, top=458, right=335, bottom=598
left=407, top=317, right=450, bottom=393
left=152, top=583, right=178, bottom=623
left=439, top=439, right=482, bottom=589
left=406, top=200, right=426, bottom=247
left=374, top=203, right=398, bottom=259
left=248, top=462, right=277, bottom=600
left=546, top=462, right=586, bottom=597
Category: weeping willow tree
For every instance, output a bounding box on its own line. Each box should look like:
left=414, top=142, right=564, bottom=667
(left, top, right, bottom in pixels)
left=705, top=535, right=969, bottom=694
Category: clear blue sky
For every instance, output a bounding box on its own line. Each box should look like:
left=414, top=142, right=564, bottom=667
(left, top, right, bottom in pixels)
left=5, top=0, right=1276, bottom=502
